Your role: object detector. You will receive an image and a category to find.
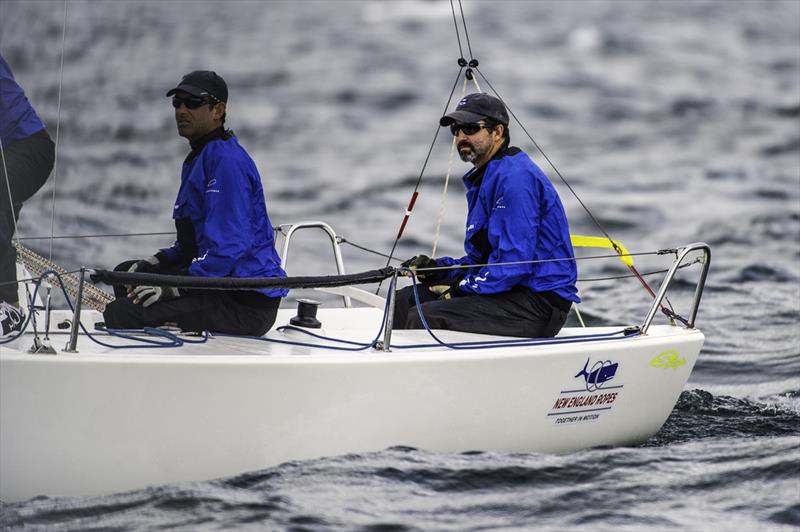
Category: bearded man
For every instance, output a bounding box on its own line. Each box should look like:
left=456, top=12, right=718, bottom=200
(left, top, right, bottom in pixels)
left=394, top=93, right=579, bottom=338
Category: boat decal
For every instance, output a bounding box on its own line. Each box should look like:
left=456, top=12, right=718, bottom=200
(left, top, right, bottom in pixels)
left=547, top=357, right=623, bottom=425
left=575, top=357, right=618, bottom=392
left=650, top=350, right=686, bottom=370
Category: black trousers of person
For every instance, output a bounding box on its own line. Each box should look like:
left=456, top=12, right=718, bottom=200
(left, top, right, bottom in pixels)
left=103, top=260, right=281, bottom=336
left=0, top=129, right=55, bottom=303
left=392, top=282, right=571, bottom=338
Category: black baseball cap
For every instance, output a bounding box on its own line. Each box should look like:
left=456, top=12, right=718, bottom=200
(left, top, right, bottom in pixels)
left=166, top=70, right=228, bottom=103
left=440, top=93, right=509, bottom=126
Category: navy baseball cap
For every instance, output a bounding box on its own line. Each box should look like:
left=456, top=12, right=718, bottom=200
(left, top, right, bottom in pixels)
left=166, top=70, right=228, bottom=103
left=440, top=93, right=509, bottom=126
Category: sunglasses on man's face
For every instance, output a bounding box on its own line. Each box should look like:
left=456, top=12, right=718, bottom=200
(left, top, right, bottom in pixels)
left=450, top=122, right=491, bottom=136
left=171, top=96, right=214, bottom=110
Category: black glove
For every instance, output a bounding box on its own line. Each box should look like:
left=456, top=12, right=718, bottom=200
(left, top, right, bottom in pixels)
left=400, top=255, right=437, bottom=280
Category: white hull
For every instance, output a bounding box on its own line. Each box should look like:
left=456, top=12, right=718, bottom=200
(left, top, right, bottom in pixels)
left=1, top=307, right=703, bottom=502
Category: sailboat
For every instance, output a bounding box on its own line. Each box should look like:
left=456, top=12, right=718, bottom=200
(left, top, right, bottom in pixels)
left=0, top=2, right=710, bottom=503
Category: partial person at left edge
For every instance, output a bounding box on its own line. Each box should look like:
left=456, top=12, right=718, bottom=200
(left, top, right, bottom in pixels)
left=103, top=70, right=287, bottom=336
left=0, top=53, right=56, bottom=338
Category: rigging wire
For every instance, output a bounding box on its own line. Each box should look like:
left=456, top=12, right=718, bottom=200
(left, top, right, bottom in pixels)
left=390, top=0, right=676, bottom=314
left=449, top=0, right=465, bottom=60
left=457, top=0, right=475, bottom=61
left=16, top=231, right=175, bottom=241
left=48, top=0, right=68, bottom=261
left=378, top=66, right=465, bottom=285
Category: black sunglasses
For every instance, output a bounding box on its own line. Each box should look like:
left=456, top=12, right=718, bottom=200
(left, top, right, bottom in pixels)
left=450, top=122, right=492, bottom=136
left=171, top=95, right=215, bottom=110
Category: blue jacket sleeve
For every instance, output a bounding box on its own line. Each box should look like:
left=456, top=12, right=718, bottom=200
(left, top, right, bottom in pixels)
left=158, top=242, right=181, bottom=264
left=431, top=253, right=480, bottom=282
left=187, top=156, right=252, bottom=278
left=457, top=177, right=538, bottom=295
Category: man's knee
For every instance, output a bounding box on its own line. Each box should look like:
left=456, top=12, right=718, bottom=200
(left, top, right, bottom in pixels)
left=103, top=298, right=142, bottom=329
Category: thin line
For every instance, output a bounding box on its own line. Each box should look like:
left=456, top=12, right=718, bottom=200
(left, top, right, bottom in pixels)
left=449, top=0, right=464, bottom=59
left=382, top=67, right=464, bottom=272
left=458, top=0, right=474, bottom=59
left=411, top=250, right=668, bottom=272
left=49, top=0, right=68, bottom=261
left=548, top=407, right=613, bottom=416
left=559, top=384, right=625, bottom=394
left=473, top=67, right=614, bottom=243
left=16, top=231, right=175, bottom=241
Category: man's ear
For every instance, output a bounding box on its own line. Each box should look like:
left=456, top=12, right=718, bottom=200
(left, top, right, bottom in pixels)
left=494, top=123, right=505, bottom=140
left=213, top=102, right=226, bottom=121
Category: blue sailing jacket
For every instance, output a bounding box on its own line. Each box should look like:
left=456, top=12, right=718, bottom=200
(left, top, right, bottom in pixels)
left=434, top=146, right=580, bottom=303
left=159, top=130, right=288, bottom=298
left=0, top=54, right=46, bottom=145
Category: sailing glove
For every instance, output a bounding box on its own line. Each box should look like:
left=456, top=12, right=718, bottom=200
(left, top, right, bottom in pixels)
left=131, top=285, right=180, bottom=308
left=128, top=255, right=161, bottom=274
left=428, top=284, right=462, bottom=300
left=400, top=255, right=438, bottom=280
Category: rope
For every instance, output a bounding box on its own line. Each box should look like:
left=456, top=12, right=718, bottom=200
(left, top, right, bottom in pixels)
left=339, top=235, right=693, bottom=283
left=377, top=67, right=465, bottom=297
left=13, top=242, right=113, bottom=311
left=0, top=269, right=208, bottom=349
left=449, top=0, right=465, bottom=60
left=472, top=66, right=674, bottom=311
left=16, top=231, right=175, bottom=241
left=48, top=0, right=68, bottom=261
left=404, top=276, right=639, bottom=349
left=456, top=0, right=475, bottom=61
left=432, top=75, right=471, bottom=258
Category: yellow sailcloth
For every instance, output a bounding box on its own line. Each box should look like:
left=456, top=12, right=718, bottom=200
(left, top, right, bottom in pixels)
left=570, top=235, right=634, bottom=267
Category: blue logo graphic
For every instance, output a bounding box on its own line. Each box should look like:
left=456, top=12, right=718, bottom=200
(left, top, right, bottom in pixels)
left=575, top=358, right=618, bottom=392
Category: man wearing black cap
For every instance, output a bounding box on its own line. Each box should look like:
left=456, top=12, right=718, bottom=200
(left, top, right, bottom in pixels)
left=103, top=70, right=287, bottom=335
left=393, top=92, right=579, bottom=338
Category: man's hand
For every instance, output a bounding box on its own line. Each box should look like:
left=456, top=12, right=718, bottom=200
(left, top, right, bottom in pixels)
left=130, top=285, right=180, bottom=308
left=399, top=255, right=437, bottom=279
left=128, top=255, right=161, bottom=274
left=428, top=284, right=454, bottom=300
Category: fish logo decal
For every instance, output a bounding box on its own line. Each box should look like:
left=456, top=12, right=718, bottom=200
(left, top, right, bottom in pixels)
left=575, top=358, right=618, bottom=392
left=650, top=350, right=686, bottom=370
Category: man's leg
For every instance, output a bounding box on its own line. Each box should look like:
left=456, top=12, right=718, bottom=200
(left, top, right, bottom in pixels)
left=103, top=290, right=281, bottom=336
left=406, top=288, right=568, bottom=338
left=0, top=130, right=55, bottom=304
left=0, top=202, right=18, bottom=304
left=391, top=283, right=440, bottom=329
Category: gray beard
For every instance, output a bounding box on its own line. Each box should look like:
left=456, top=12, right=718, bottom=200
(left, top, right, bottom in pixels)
left=459, top=147, right=478, bottom=163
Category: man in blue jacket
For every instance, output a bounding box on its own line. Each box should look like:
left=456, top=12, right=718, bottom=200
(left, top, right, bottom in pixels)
left=394, top=93, right=579, bottom=338
left=103, top=70, right=287, bottom=336
left=0, top=54, right=55, bottom=337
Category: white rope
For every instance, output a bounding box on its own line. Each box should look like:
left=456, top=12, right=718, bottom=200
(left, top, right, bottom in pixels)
left=470, top=73, right=482, bottom=92
left=48, top=0, right=68, bottom=261
left=431, top=75, right=470, bottom=259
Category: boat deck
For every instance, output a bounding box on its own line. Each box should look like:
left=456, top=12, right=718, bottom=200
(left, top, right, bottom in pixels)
left=1, top=307, right=701, bottom=361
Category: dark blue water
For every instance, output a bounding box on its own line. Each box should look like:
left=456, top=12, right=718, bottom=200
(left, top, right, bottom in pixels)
left=1, top=0, right=799, bottom=529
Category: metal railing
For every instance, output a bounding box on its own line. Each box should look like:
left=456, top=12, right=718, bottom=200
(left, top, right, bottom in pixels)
left=276, top=221, right=351, bottom=308
left=641, top=242, right=711, bottom=335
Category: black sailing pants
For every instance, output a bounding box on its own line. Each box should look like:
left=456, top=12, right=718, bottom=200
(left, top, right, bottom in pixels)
left=102, top=260, right=282, bottom=336
left=392, top=282, right=570, bottom=338
left=0, top=129, right=55, bottom=303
